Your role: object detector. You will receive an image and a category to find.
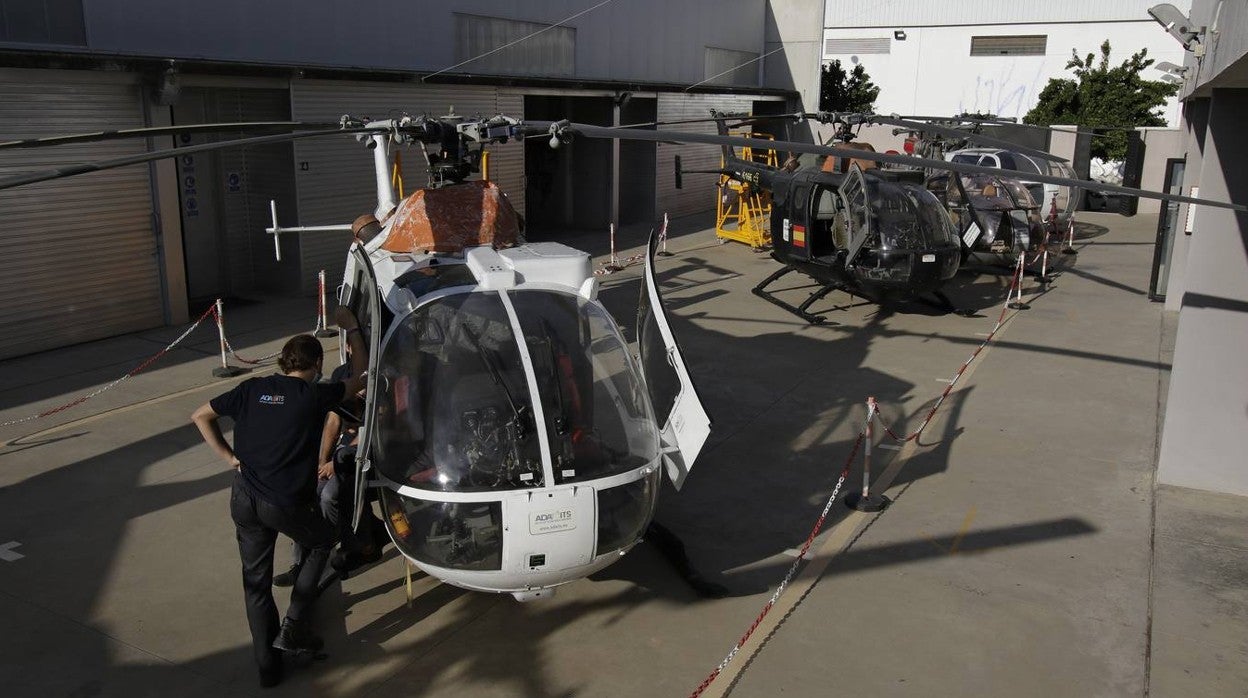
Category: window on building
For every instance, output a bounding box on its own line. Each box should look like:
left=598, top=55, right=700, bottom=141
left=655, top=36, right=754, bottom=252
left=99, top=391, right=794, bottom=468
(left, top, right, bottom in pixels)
left=969, top=35, right=1047, bottom=56
left=0, top=0, right=86, bottom=46
left=703, top=47, right=759, bottom=87
left=823, top=38, right=891, bottom=55
left=454, top=13, right=575, bottom=78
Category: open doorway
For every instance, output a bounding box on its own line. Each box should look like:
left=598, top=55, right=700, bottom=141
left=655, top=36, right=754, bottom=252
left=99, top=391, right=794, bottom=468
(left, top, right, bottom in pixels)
left=524, top=95, right=657, bottom=235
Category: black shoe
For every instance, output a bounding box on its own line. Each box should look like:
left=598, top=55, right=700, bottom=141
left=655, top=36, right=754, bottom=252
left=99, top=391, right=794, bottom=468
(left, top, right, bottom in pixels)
left=272, top=618, right=323, bottom=655
left=331, top=546, right=382, bottom=575
left=272, top=564, right=301, bottom=588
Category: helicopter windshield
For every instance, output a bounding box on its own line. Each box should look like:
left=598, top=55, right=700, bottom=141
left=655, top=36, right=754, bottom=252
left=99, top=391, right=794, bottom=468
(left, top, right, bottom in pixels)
left=372, top=292, right=544, bottom=492
left=371, top=289, right=659, bottom=493
left=864, top=180, right=959, bottom=250
left=958, top=174, right=1034, bottom=209
left=509, top=290, right=660, bottom=484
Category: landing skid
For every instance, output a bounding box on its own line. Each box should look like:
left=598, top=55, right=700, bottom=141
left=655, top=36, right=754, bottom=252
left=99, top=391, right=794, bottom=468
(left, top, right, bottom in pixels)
left=751, top=266, right=847, bottom=325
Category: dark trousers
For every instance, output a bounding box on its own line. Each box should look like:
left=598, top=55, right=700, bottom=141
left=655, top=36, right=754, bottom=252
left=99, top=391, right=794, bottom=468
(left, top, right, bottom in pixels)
left=230, top=476, right=335, bottom=672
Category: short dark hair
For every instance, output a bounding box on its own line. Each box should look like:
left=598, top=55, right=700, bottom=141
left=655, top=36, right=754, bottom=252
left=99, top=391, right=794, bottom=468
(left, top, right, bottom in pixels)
left=278, top=334, right=324, bottom=373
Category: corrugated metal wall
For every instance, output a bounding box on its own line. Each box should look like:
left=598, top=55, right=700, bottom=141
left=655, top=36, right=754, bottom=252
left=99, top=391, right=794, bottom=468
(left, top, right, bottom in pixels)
left=290, top=80, right=524, bottom=292
left=0, top=70, right=163, bottom=359
left=655, top=93, right=778, bottom=219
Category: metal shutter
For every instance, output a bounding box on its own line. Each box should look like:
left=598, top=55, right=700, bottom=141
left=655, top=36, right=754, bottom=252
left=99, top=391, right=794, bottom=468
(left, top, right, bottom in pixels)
left=290, top=81, right=515, bottom=293
left=655, top=93, right=771, bottom=219
left=0, top=69, right=162, bottom=359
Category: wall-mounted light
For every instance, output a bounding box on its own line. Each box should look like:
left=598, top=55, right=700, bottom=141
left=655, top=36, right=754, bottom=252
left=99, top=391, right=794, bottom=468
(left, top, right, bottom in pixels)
left=1155, top=60, right=1189, bottom=77
left=894, top=30, right=907, bottom=41
left=1148, top=4, right=1203, bottom=52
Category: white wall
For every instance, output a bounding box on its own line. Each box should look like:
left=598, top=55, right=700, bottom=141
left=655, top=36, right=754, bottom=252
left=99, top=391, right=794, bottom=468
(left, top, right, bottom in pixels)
left=822, top=22, right=1185, bottom=124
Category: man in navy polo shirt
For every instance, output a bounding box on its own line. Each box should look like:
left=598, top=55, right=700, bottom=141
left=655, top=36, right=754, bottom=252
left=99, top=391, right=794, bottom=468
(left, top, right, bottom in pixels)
left=192, top=307, right=366, bottom=688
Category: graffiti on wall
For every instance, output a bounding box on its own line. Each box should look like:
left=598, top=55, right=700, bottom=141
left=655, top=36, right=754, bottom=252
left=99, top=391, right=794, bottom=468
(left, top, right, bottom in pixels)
left=958, top=62, right=1048, bottom=120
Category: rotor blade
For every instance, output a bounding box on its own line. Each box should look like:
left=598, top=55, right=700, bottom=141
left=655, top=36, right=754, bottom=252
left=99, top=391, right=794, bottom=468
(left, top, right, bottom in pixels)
left=867, top=115, right=1066, bottom=162
left=0, top=121, right=343, bottom=151
left=612, top=112, right=804, bottom=130
left=900, top=114, right=1141, bottom=134
left=526, top=121, right=1245, bottom=212
left=0, top=127, right=376, bottom=191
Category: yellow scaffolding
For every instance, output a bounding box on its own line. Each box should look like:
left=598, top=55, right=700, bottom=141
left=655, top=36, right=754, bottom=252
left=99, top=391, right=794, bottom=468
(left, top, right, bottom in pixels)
left=716, top=131, right=777, bottom=250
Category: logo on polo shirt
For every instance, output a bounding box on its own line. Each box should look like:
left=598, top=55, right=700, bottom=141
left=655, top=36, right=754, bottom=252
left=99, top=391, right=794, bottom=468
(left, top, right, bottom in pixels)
left=258, top=394, right=286, bottom=405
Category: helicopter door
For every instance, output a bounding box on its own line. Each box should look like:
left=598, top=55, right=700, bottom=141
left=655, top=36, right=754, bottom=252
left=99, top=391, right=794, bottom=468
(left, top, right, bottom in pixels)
left=839, top=164, right=872, bottom=264
left=347, top=243, right=383, bottom=531
left=637, top=231, right=712, bottom=490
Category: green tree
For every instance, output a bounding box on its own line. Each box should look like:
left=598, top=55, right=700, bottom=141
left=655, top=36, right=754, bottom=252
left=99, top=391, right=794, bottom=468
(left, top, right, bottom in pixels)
left=1024, top=41, right=1179, bottom=160
left=819, top=59, right=880, bottom=113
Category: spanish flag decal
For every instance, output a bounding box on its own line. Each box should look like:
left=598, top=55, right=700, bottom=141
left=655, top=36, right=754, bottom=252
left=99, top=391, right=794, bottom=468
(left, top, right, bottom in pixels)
left=792, top=224, right=806, bottom=248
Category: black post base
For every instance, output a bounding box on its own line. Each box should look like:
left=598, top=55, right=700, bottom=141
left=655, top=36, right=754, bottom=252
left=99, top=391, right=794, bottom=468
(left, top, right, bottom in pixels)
left=1008, top=301, right=1031, bottom=310
left=845, top=491, right=891, bottom=512
left=656, top=250, right=674, bottom=257
left=1061, top=248, right=1078, bottom=255
left=213, top=365, right=248, bottom=378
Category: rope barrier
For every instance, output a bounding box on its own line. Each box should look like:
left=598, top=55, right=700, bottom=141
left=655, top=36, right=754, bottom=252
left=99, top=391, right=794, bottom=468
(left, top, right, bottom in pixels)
left=0, top=303, right=219, bottom=428
left=689, top=430, right=865, bottom=698
left=689, top=250, right=1037, bottom=696
left=594, top=214, right=670, bottom=276
left=1, top=285, right=331, bottom=428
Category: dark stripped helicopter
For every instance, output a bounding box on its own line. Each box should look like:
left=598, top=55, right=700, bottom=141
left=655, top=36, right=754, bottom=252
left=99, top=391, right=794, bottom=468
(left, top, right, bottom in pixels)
left=1, top=113, right=1241, bottom=599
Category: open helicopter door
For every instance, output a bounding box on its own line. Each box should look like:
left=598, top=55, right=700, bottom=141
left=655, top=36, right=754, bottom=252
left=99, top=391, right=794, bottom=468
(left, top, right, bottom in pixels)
left=840, top=164, right=872, bottom=264
left=637, top=231, right=712, bottom=490
left=347, top=243, right=383, bottom=532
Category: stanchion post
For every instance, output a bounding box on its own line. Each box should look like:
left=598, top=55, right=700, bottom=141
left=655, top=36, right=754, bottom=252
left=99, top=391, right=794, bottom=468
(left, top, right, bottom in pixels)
left=313, top=269, right=336, bottom=337
left=657, top=212, right=673, bottom=257
left=602, top=223, right=622, bottom=273
left=212, top=299, right=247, bottom=378
left=1062, top=217, right=1078, bottom=255
left=845, top=397, right=891, bottom=512
left=1008, top=254, right=1031, bottom=310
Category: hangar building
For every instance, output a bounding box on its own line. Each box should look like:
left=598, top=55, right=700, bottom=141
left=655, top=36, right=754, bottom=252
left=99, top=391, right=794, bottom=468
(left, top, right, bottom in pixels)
left=0, top=0, right=823, bottom=359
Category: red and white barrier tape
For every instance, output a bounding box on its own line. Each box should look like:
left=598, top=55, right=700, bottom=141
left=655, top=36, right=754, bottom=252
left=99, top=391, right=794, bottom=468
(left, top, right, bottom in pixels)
left=689, top=430, right=865, bottom=698
left=0, top=303, right=219, bottom=428
left=223, top=336, right=282, bottom=366
left=594, top=214, right=670, bottom=276
left=689, top=253, right=1034, bottom=696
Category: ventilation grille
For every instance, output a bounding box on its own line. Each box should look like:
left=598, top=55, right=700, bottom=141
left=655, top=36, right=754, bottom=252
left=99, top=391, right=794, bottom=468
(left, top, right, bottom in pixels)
left=824, top=37, right=891, bottom=55
left=970, top=35, right=1047, bottom=56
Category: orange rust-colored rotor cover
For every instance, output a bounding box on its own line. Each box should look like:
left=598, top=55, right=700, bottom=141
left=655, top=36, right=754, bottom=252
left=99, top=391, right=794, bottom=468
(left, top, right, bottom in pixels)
left=381, top=180, right=521, bottom=254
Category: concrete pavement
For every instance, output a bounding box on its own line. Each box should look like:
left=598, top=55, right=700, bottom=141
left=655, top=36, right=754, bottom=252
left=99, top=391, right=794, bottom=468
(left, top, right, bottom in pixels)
left=0, top=212, right=1244, bottom=697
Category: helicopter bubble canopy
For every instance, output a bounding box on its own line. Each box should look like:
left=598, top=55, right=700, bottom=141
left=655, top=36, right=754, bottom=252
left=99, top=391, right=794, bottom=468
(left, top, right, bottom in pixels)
left=370, top=284, right=662, bottom=494
left=862, top=179, right=961, bottom=252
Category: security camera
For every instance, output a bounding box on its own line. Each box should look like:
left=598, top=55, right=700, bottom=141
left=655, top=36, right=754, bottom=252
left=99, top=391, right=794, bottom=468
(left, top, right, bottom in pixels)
left=1148, top=4, right=1202, bottom=51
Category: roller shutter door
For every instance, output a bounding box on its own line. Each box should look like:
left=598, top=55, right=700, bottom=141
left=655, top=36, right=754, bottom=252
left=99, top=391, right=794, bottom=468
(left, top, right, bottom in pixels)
left=0, top=70, right=162, bottom=359
left=290, top=81, right=523, bottom=293
left=655, top=93, right=785, bottom=219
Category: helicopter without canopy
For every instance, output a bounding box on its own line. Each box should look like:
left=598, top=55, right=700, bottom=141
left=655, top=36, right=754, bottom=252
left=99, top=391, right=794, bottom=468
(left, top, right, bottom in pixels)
left=677, top=110, right=965, bottom=323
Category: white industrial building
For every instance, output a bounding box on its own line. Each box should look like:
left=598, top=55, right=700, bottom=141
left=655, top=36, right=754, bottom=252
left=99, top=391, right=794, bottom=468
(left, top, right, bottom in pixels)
left=822, top=1, right=1188, bottom=124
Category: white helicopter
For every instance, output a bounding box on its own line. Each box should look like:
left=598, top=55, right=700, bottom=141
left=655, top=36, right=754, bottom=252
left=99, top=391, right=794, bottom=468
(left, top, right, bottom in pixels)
left=2, top=112, right=1242, bottom=603
left=302, top=115, right=712, bottom=601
